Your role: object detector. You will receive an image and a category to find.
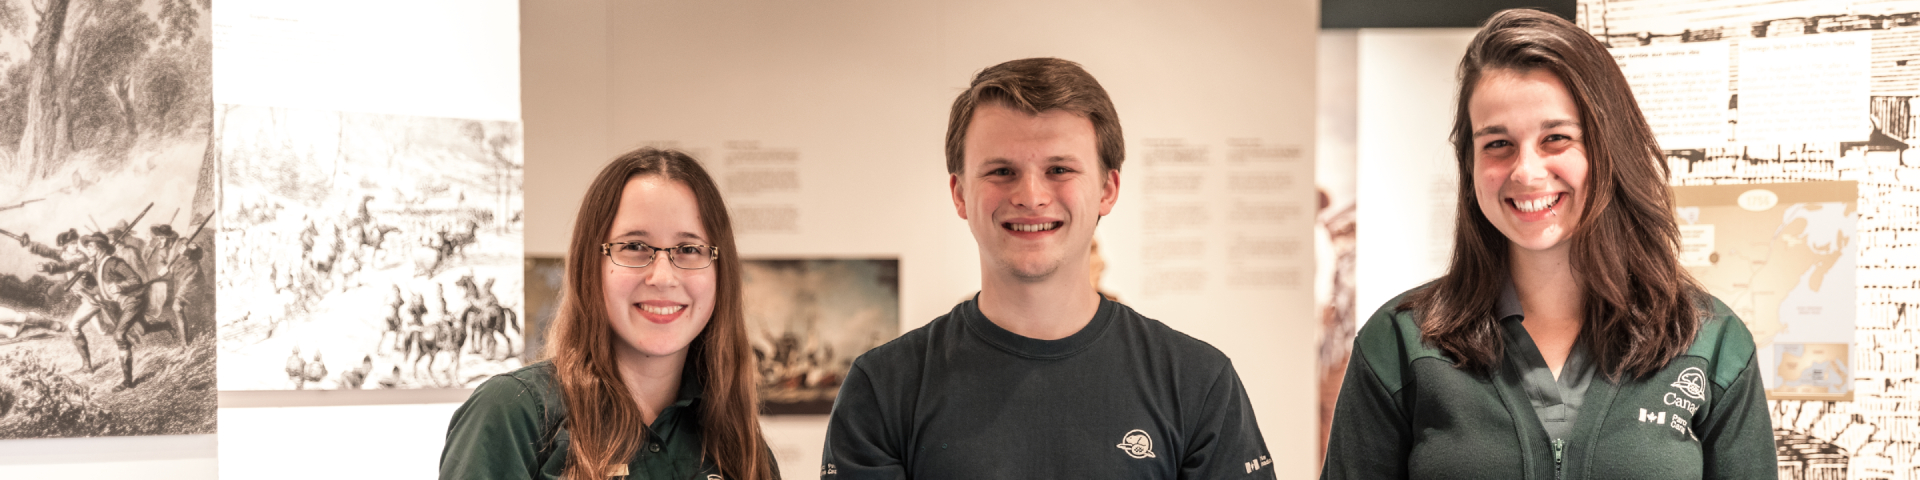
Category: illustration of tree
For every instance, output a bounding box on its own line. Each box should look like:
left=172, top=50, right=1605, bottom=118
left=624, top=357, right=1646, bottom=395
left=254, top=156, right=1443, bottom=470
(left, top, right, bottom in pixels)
left=4, top=0, right=204, bottom=181
left=64, top=0, right=158, bottom=156
left=0, top=1, right=30, bottom=151
left=13, top=0, right=74, bottom=178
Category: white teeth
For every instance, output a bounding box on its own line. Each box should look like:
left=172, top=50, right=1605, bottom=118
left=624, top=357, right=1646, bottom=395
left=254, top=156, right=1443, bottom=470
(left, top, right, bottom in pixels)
left=639, top=304, right=684, bottom=315
left=1008, top=222, right=1061, bottom=232
left=1514, top=194, right=1560, bottom=213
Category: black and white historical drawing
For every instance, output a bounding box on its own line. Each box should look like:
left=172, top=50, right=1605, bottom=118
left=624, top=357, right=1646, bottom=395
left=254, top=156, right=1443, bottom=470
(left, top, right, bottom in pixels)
left=744, top=258, right=897, bottom=414
left=1582, top=1, right=1920, bottom=477
left=215, top=105, right=524, bottom=390
left=0, top=0, right=215, bottom=438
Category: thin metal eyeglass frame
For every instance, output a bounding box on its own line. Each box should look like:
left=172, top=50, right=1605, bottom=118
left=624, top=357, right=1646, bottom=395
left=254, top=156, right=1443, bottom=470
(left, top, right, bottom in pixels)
left=599, top=242, right=721, bottom=269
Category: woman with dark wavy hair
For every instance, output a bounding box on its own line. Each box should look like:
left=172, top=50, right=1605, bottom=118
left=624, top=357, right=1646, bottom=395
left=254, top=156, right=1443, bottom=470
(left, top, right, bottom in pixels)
left=441, top=148, right=777, bottom=480
left=1321, top=9, right=1775, bottom=479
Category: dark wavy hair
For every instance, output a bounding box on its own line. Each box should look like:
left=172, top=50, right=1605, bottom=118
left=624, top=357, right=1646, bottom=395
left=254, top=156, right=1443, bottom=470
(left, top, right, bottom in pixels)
left=1403, top=9, right=1705, bottom=381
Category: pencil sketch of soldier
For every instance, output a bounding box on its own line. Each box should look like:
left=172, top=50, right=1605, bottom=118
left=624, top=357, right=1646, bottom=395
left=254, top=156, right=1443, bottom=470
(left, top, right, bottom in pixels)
left=0, top=305, right=62, bottom=339
left=71, top=233, right=149, bottom=389
left=379, top=285, right=406, bottom=352
left=145, top=217, right=209, bottom=342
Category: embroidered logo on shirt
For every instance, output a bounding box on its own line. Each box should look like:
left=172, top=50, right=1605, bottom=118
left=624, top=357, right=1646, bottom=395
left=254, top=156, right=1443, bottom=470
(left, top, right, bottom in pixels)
left=1244, top=454, right=1273, bottom=473
left=1671, top=366, right=1707, bottom=400
left=1638, top=407, right=1666, bottom=424
left=1117, top=429, right=1157, bottom=459
left=1670, top=416, right=1698, bottom=441
left=821, top=463, right=838, bottom=476
left=1639, top=408, right=1700, bottom=441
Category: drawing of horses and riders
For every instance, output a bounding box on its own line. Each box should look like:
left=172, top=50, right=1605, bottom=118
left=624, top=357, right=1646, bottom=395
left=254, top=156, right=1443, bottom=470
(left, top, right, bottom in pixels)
left=218, top=190, right=524, bottom=390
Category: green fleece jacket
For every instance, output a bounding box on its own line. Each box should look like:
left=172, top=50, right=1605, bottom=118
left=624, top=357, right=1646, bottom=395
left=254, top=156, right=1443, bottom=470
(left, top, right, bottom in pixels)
left=1321, top=291, right=1776, bottom=479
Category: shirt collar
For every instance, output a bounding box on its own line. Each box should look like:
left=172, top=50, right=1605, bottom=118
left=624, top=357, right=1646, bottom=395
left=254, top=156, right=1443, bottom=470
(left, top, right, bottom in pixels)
left=673, top=366, right=702, bottom=407
left=1496, top=279, right=1524, bottom=321
left=649, top=365, right=704, bottom=444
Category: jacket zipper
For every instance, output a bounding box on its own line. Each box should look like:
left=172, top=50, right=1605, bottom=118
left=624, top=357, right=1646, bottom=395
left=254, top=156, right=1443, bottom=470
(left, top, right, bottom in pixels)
left=1553, top=438, right=1566, bottom=480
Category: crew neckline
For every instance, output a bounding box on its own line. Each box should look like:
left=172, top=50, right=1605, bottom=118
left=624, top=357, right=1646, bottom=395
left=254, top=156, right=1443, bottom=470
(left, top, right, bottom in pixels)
left=959, top=294, right=1116, bottom=360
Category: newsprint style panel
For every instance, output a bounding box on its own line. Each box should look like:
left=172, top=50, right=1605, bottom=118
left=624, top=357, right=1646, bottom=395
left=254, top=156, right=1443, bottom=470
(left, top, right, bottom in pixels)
left=1583, top=1, right=1920, bottom=478
left=0, top=0, right=216, bottom=438
left=216, top=105, right=524, bottom=390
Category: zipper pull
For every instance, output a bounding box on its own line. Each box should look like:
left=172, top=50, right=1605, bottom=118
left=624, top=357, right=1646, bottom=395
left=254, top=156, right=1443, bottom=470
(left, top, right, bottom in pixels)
left=1553, top=438, right=1566, bottom=479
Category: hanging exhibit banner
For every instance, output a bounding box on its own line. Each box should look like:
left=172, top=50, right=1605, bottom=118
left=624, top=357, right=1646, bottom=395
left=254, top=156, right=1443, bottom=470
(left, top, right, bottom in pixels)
left=0, top=0, right=216, bottom=438
left=215, top=105, right=524, bottom=390
left=1583, top=0, right=1917, bottom=477
left=1674, top=181, right=1858, bottom=401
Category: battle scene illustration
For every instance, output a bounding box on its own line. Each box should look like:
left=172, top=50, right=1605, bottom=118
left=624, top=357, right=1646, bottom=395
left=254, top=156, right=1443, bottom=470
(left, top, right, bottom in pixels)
left=216, top=105, right=523, bottom=390
left=744, top=259, right=897, bottom=414
left=0, top=0, right=215, bottom=438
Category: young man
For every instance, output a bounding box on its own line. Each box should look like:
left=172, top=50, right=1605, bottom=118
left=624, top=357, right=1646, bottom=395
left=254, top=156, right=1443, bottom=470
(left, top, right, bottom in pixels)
left=821, top=58, right=1275, bottom=479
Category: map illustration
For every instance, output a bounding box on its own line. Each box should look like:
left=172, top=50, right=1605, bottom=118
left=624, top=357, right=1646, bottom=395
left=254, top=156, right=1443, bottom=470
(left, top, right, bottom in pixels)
left=1675, top=181, right=1857, bottom=401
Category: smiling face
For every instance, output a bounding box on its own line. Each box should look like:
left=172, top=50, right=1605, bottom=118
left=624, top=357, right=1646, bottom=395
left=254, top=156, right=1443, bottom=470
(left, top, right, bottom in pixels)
left=952, top=103, right=1120, bottom=284
left=1469, top=68, right=1591, bottom=257
left=602, top=175, right=716, bottom=362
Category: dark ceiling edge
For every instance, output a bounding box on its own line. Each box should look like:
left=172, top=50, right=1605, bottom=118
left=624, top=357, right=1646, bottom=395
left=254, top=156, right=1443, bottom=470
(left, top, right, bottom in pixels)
left=1323, top=0, right=1576, bottom=29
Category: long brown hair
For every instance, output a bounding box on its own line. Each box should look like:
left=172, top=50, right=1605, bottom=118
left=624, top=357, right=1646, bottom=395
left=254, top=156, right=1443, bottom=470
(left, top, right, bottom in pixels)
left=1404, top=9, right=1704, bottom=381
left=549, top=147, right=772, bottom=480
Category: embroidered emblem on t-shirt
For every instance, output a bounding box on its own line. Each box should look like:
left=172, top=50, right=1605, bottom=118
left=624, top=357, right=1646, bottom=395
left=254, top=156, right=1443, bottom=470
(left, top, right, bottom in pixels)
left=1117, top=429, right=1157, bottom=459
left=1245, top=454, right=1273, bottom=473
left=1671, top=366, right=1707, bottom=400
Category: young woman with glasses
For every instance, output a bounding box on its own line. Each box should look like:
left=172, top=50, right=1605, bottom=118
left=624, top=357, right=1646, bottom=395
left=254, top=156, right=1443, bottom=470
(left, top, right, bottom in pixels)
left=442, top=148, right=777, bottom=480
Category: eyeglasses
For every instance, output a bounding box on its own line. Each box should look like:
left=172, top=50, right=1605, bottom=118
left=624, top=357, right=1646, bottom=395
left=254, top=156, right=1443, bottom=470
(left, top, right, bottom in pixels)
left=601, top=242, right=720, bottom=269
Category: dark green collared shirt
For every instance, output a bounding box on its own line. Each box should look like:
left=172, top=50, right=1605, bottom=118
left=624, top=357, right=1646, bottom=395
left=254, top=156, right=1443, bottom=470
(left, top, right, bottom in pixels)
left=1322, top=287, right=1777, bottom=479
left=439, top=361, right=718, bottom=480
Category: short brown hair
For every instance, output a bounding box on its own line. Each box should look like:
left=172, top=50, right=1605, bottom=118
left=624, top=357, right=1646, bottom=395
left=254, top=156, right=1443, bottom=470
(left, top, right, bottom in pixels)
left=1407, top=9, right=1703, bottom=381
left=945, top=57, right=1124, bottom=175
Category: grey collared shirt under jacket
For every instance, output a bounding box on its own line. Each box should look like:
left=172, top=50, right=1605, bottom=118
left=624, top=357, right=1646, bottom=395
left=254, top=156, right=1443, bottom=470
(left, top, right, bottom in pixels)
left=1496, top=282, right=1596, bottom=442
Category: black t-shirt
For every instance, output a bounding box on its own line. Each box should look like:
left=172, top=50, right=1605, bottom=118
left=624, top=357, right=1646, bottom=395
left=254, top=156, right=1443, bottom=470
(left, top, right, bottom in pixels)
left=822, top=297, right=1276, bottom=479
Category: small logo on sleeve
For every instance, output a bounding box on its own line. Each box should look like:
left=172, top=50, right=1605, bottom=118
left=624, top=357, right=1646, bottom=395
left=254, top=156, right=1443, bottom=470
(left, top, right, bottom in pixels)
left=1245, top=454, right=1273, bottom=473
left=1117, top=429, right=1157, bottom=459
left=1639, top=407, right=1666, bottom=424
left=1671, top=367, right=1707, bottom=400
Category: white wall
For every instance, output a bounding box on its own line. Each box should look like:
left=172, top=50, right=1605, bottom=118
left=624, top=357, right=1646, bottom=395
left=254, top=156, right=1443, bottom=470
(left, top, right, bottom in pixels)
left=1353, top=29, right=1478, bottom=317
